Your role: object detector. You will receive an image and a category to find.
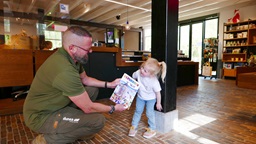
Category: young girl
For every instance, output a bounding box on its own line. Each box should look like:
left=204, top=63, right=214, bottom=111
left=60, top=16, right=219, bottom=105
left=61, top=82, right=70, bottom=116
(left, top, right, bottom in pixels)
left=128, top=57, right=166, bottom=138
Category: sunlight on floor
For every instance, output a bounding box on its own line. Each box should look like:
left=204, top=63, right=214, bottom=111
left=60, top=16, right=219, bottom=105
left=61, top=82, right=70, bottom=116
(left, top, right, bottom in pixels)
left=174, top=113, right=219, bottom=144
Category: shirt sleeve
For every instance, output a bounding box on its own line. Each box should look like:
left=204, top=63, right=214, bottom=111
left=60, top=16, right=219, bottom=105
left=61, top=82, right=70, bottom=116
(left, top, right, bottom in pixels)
left=153, top=78, right=161, bottom=92
left=52, top=68, right=85, bottom=97
left=132, top=70, right=139, bottom=79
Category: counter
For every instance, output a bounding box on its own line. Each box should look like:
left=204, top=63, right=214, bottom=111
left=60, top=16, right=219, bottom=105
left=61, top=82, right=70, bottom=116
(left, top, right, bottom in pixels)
left=90, top=47, right=198, bottom=96
left=177, top=61, right=199, bottom=86
left=0, top=47, right=198, bottom=99
left=92, top=46, right=142, bottom=67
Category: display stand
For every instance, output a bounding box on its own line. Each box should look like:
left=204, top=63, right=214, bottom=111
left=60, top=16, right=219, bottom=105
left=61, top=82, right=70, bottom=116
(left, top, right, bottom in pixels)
left=202, top=38, right=218, bottom=79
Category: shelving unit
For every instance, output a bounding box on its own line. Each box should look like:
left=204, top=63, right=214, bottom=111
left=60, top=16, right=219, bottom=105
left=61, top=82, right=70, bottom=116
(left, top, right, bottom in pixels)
left=222, top=20, right=256, bottom=78
left=202, top=38, right=218, bottom=79
left=121, top=50, right=151, bottom=62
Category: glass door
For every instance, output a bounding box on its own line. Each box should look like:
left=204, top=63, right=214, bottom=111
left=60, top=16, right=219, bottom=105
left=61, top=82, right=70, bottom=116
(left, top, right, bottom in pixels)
left=191, top=22, right=203, bottom=74
left=178, top=16, right=219, bottom=76
left=204, top=19, right=218, bottom=77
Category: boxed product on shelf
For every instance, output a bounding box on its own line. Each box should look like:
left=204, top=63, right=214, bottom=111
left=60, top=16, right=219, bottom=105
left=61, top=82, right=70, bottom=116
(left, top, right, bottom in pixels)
left=232, top=48, right=241, bottom=53
left=242, top=32, right=247, bottom=38
left=229, top=34, right=234, bottom=39
left=223, top=63, right=233, bottom=69
left=237, top=33, right=243, bottom=38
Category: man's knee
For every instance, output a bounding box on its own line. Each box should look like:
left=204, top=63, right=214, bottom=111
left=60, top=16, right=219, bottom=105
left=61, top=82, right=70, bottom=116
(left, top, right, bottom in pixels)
left=85, top=87, right=99, bottom=101
left=95, top=114, right=105, bottom=131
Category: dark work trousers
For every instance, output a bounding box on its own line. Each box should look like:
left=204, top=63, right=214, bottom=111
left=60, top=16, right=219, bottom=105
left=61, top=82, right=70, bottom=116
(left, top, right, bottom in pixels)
left=36, top=87, right=105, bottom=144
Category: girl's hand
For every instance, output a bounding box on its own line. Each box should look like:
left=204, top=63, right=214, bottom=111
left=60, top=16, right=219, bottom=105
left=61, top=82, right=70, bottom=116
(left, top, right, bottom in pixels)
left=156, top=103, right=162, bottom=111
left=115, top=104, right=127, bottom=112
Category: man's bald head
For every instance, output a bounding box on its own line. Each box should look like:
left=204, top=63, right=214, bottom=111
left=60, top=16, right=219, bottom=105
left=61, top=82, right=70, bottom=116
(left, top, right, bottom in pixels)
left=62, top=26, right=92, bottom=49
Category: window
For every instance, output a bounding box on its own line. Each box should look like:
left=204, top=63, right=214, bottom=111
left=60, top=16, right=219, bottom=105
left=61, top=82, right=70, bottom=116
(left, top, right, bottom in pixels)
left=44, top=30, right=62, bottom=50
left=4, top=19, right=10, bottom=33
left=180, top=25, right=190, bottom=57
left=205, top=19, right=218, bottom=38
left=144, top=28, right=151, bottom=51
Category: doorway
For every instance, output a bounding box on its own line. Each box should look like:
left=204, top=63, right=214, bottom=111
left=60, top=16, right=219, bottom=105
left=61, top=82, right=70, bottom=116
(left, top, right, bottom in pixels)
left=178, top=14, right=219, bottom=76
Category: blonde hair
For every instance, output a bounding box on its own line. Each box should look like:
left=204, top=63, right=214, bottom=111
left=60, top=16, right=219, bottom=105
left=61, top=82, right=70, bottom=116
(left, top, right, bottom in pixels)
left=141, top=57, right=167, bottom=82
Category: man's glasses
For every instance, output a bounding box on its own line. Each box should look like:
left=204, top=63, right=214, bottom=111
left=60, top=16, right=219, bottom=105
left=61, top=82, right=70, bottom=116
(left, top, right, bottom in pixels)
left=72, top=44, right=92, bottom=53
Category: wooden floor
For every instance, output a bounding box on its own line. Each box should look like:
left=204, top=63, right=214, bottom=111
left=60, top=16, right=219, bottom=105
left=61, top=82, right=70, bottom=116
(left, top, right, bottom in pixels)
left=0, top=77, right=256, bottom=144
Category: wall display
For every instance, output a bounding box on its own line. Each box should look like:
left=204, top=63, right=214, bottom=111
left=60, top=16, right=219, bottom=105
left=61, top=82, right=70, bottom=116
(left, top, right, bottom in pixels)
left=106, top=28, right=115, bottom=47
left=222, top=19, right=256, bottom=78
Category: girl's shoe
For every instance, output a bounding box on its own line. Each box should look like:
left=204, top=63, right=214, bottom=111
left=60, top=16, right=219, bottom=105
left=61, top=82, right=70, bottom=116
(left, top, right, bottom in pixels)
left=143, top=128, right=156, bottom=138
left=128, top=126, right=137, bottom=137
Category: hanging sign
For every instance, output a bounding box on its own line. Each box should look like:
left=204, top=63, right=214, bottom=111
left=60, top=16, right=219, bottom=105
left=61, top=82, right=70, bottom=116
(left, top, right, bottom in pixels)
left=60, top=3, right=69, bottom=14
left=53, top=24, right=68, bottom=32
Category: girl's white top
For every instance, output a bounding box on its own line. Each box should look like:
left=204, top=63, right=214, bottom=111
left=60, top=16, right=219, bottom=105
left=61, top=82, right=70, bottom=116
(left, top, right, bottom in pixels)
left=132, top=70, right=161, bottom=100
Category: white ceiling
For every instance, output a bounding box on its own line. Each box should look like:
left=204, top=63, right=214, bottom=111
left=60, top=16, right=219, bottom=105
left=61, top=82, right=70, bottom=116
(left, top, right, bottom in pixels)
left=1, top=0, right=256, bottom=32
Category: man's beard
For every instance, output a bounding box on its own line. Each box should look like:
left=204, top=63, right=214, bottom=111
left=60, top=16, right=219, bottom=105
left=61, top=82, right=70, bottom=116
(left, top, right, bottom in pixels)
left=74, top=54, right=88, bottom=64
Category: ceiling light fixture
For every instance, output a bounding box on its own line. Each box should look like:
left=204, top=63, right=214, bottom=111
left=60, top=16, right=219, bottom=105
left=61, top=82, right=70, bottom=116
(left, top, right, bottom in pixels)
left=83, top=3, right=91, bottom=13
left=125, top=0, right=130, bottom=30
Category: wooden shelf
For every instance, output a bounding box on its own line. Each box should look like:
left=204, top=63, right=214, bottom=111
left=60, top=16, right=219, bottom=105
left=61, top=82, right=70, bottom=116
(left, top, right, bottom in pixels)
left=224, top=29, right=248, bottom=33
left=224, top=38, right=247, bottom=40
left=222, top=53, right=246, bottom=62
left=223, top=53, right=246, bottom=55
left=248, top=44, right=256, bottom=46
left=91, top=46, right=119, bottom=53
left=222, top=60, right=247, bottom=62
left=224, top=21, right=249, bottom=26
left=224, top=45, right=248, bottom=48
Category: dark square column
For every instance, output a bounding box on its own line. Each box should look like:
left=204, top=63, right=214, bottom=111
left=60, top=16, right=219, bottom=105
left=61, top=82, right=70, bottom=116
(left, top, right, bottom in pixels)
left=152, top=0, right=178, bottom=113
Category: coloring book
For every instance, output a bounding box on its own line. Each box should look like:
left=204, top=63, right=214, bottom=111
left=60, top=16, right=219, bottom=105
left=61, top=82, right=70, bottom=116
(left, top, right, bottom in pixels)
left=110, top=73, right=140, bottom=109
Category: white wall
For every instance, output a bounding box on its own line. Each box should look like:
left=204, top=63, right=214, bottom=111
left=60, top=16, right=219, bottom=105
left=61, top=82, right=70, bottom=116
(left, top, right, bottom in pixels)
left=91, top=31, right=105, bottom=42
left=124, top=31, right=139, bottom=51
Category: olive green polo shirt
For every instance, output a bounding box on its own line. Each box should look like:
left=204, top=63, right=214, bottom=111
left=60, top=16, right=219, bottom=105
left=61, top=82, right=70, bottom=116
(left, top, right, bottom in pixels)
left=23, top=48, right=85, bottom=131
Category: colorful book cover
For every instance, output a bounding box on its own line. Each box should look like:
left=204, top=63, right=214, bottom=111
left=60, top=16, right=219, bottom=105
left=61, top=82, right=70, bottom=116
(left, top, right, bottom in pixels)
left=110, top=73, right=140, bottom=109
